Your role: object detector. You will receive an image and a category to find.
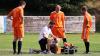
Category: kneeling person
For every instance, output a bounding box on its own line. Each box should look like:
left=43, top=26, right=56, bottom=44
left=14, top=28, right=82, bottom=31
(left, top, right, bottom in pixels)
left=39, top=22, right=55, bottom=54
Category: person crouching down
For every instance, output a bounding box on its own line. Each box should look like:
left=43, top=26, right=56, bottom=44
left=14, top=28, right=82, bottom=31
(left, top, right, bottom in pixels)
left=38, top=21, right=55, bottom=54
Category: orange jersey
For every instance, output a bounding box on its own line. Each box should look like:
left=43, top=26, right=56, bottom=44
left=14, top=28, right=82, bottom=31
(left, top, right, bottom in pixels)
left=81, top=12, right=92, bottom=40
left=50, top=11, right=65, bottom=27
left=83, top=12, right=92, bottom=28
left=51, top=27, right=65, bottom=38
left=13, top=27, right=24, bottom=38
left=8, top=6, right=24, bottom=28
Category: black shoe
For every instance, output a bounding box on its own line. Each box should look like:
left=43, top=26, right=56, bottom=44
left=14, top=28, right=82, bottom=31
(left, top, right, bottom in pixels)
left=86, top=52, right=89, bottom=54
left=86, top=51, right=90, bottom=54
left=17, top=52, right=22, bottom=55
left=83, top=51, right=90, bottom=54
left=13, top=51, right=16, bottom=54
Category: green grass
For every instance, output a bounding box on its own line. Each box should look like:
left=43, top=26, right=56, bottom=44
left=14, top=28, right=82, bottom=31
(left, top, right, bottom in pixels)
left=0, top=33, right=100, bottom=56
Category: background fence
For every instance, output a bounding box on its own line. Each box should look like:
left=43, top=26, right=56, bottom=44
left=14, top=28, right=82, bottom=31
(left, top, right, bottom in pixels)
left=5, top=16, right=95, bottom=33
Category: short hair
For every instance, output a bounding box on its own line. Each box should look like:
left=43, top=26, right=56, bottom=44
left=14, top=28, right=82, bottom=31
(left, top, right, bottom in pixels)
left=19, top=0, right=26, bottom=6
left=56, top=5, right=61, bottom=9
left=81, top=6, right=87, bottom=11
left=49, top=21, right=55, bottom=25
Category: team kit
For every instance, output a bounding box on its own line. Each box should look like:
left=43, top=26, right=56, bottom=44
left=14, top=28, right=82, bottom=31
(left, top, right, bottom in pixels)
left=7, top=1, right=92, bottom=54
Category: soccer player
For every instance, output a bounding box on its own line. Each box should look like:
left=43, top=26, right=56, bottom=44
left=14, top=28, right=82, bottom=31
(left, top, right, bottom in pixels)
left=39, top=21, right=56, bottom=54
left=7, top=1, right=26, bottom=54
left=50, top=5, right=67, bottom=43
left=81, top=6, right=92, bottom=54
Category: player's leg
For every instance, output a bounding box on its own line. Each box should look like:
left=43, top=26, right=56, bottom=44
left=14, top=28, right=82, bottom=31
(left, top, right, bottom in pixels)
left=57, top=28, right=67, bottom=43
left=13, top=28, right=18, bottom=54
left=83, top=39, right=90, bottom=54
left=55, top=38, right=61, bottom=54
left=13, top=37, right=18, bottom=54
left=85, top=30, right=90, bottom=54
left=47, top=38, right=52, bottom=53
left=83, top=28, right=90, bottom=54
left=17, top=38, right=23, bottom=54
left=39, top=39, right=46, bottom=52
left=62, top=38, right=67, bottom=43
left=39, top=38, right=48, bottom=53
left=17, top=27, right=24, bottom=54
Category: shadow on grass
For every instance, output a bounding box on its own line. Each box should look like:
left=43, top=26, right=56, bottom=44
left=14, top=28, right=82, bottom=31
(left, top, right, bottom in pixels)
left=0, top=50, right=30, bottom=55
left=0, top=49, right=100, bottom=56
left=91, top=51, right=100, bottom=53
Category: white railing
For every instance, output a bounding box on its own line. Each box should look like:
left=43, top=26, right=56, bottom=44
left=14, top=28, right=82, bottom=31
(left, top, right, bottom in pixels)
left=0, top=16, right=95, bottom=33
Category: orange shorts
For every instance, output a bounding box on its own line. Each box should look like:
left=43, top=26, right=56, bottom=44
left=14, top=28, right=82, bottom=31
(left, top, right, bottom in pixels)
left=13, top=27, right=24, bottom=38
left=51, top=27, right=65, bottom=38
left=81, top=28, right=90, bottom=40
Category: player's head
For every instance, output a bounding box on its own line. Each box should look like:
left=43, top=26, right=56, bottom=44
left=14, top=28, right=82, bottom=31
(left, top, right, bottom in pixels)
left=48, top=21, right=55, bottom=29
left=81, top=6, right=87, bottom=15
left=19, top=0, right=26, bottom=8
left=55, top=5, right=61, bottom=12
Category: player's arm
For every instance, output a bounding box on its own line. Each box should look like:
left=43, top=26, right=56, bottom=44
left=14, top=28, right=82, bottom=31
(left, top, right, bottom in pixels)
left=62, top=12, right=65, bottom=32
left=86, top=15, right=90, bottom=28
left=7, top=10, right=13, bottom=20
left=50, top=31, right=56, bottom=39
left=19, top=8, right=24, bottom=24
left=50, top=12, right=54, bottom=23
left=43, top=32, right=48, bottom=38
left=62, top=13, right=65, bottom=28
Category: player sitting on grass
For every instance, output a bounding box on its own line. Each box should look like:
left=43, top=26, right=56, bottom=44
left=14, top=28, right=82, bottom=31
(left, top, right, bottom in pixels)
left=48, top=37, right=59, bottom=54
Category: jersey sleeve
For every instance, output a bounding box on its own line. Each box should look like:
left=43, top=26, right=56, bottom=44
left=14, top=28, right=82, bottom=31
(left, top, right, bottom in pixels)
left=19, top=8, right=24, bottom=18
left=19, top=8, right=24, bottom=23
left=50, top=12, right=54, bottom=21
left=62, top=12, right=65, bottom=28
left=85, top=14, right=91, bottom=27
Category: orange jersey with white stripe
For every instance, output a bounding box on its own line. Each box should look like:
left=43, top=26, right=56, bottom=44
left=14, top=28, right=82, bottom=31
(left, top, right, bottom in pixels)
left=81, top=12, right=92, bottom=40
left=8, top=6, right=24, bottom=28
left=50, top=11, right=65, bottom=27
left=83, top=12, right=92, bottom=29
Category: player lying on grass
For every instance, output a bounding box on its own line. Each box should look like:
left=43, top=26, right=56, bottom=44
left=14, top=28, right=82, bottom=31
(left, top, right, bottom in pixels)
left=48, top=37, right=61, bottom=54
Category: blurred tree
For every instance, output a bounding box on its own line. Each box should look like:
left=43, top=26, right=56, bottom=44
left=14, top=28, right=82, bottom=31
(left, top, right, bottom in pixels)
left=0, top=0, right=86, bottom=15
left=47, top=0, right=86, bottom=15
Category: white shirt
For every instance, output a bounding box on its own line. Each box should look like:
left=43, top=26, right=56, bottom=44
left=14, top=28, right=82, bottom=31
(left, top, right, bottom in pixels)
left=39, top=26, right=52, bottom=40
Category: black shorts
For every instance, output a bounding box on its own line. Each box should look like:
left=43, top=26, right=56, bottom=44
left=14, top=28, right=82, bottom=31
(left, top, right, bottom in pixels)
left=39, top=38, right=47, bottom=51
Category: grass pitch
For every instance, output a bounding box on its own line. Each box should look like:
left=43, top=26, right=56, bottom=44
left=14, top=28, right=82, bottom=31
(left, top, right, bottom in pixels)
left=0, top=33, right=100, bottom=56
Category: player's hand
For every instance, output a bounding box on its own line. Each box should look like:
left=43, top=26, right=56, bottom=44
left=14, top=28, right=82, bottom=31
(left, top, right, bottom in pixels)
left=87, top=26, right=90, bottom=28
left=20, top=22, right=22, bottom=24
left=7, top=17, right=12, bottom=20
left=63, top=29, right=65, bottom=32
left=54, top=38, right=57, bottom=43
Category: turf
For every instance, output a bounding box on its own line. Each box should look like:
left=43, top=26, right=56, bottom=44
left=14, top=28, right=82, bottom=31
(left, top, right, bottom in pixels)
left=0, top=33, right=100, bottom=56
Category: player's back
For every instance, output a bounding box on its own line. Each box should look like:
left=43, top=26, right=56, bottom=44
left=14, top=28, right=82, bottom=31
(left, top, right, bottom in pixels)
left=83, top=12, right=92, bottom=28
left=39, top=26, right=51, bottom=40
left=11, top=6, right=23, bottom=27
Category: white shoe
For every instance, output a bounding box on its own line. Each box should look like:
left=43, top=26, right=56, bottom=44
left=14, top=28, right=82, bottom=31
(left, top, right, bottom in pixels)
left=40, top=50, right=47, bottom=54
left=48, top=51, right=54, bottom=54
left=29, top=48, right=33, bottom=54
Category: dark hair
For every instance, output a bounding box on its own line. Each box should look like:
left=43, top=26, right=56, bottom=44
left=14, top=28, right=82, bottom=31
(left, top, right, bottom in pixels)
left=81, top=6, right=87, bottom=11
left=19, top=0, right=26, bottom=6
left=49, top=21, right=55, bottom=25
